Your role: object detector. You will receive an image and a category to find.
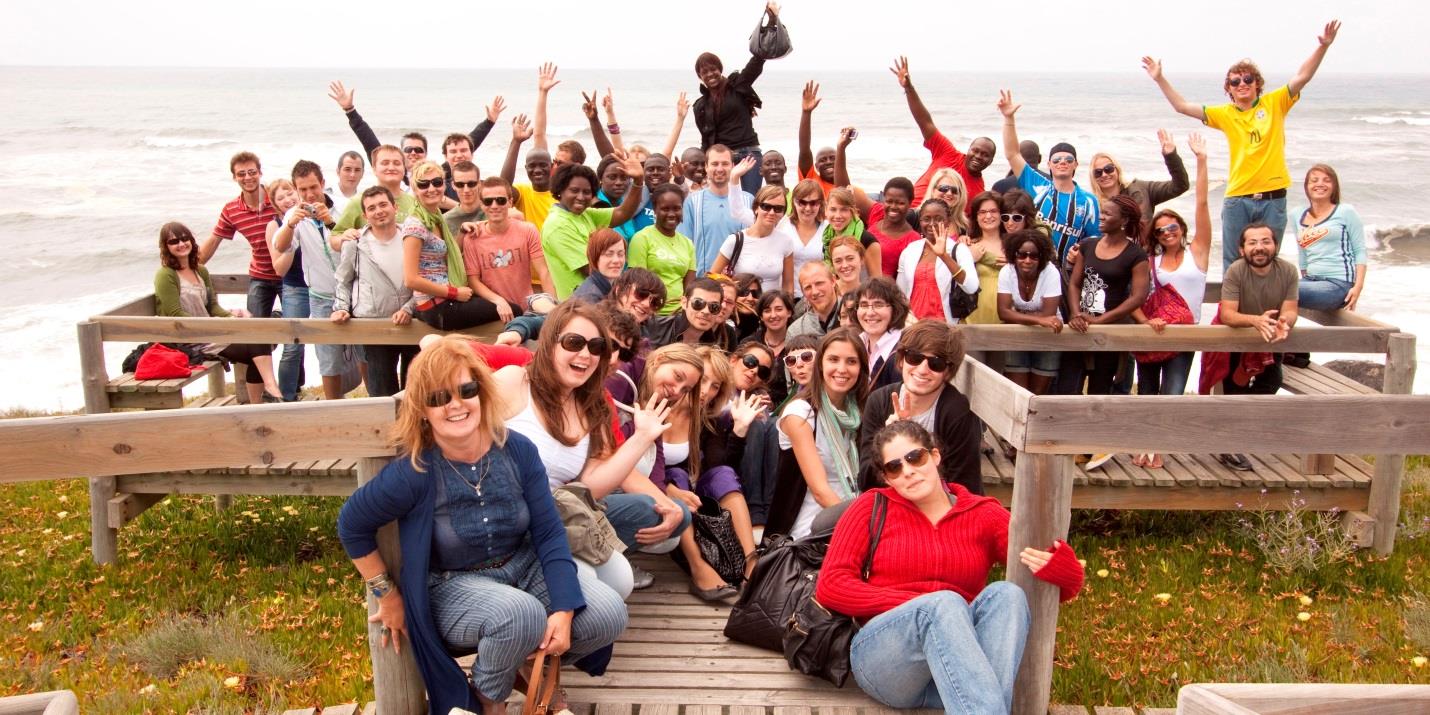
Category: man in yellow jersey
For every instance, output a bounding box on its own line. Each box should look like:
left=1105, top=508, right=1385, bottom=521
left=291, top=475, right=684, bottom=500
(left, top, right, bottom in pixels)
left=1141, top=20, right=1341, bottom=269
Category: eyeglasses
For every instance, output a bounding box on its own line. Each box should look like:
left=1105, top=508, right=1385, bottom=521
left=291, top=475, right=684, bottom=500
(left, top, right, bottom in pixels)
left=740, top=353, right=772, bottom=381
left=452, top=181, right=479, bottom=189
left=795, top=198, right=822, bottom=208
left=857, top=301, right=890, bottom=311
left=632, top=287, right=664, bottom=309
left=880, top=447, right=932, bottom=478
left=1049, top=155, right=1076, bottom=165
left=755, top=202, right=787, bottom=214
left=975, top=208, right=1001, bottom=216
left=481, top=195, right=509, bottom=207
left=1014, top=250, right=1040, bottom=260
left=414, top=177, right=445, bottom=190
left=557, top=333, right=610, bottom=356
left=783, top=350, right=816, bottom=367
left=901, top=350, right=949, bottom=373
left=612, top=342, right=636, bottom=363
left=688, top=296, right=723, bottom=315
left=935, top=184, right=960, bottom=195
left=165, top=237, right=191, bottom=246
left=1001, top=214, right=1027, bottom=223
left=1155, top=223, right=1183, bottom=236
left=426, top=380, right=480, bottom=407
left=1226, top=74, right=1257, bottom=88
left=233, top=169, right=260, bottom=178
left=738, top=286, right=762, bottom=298
left=1092, top=165, right=1117, bottom=178
left=402, top=146, right=426, bottom=154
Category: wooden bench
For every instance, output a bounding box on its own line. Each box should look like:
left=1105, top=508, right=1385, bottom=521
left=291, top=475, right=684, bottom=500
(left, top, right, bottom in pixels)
left=1281, top=361, right=1383, bottom=479
left=105, top=360, right=226, bottom=410
left=1177, top=683, right=1430, bottom=714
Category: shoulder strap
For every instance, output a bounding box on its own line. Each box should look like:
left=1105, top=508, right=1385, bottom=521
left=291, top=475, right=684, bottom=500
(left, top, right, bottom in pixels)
left=729, top=231, right=745, bottom=274
left=1148, top=255, right=1162, bottom=290
left=860, top=492, right=890, bottom=581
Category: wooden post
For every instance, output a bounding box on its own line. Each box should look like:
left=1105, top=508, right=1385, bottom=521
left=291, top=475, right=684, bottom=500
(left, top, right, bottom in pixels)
left=1369, top=333, right=1417, bottom=554
left=78, top=321, right=119, bottom=565
left=1007, top=452, right=1075, bottom=715
left=358, top=456, right=427, bottom=715
left=207, top=365, right=226, bottom=400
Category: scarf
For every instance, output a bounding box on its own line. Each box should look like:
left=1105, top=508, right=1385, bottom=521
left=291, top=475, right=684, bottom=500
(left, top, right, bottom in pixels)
left=817, top=391, right=861, bottom=499
left=822, top=216, right=867, bottom=262
left=413, top=202, right=468, bottom=288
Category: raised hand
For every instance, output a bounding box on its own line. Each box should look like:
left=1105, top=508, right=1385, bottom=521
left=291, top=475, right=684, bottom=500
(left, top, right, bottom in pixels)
left=537, top=62, right=560, bottom=92
left=633, top=394, right=674, bottom=441
left=889, top=56, right=911, bottom=89
left=580, top=90, right=598, bottom=120
left=765, top=0, right=780, bottom=17
left=602, top=87, right=615, bottom=115
left=888, top=388, right=915, bottom=425
left=801, top=81, right=821, bottom=113
left=1188, top=132, right=1207, bottom=159
left=1157, top=128, right=1176, bottom=155
left=613, top=149, right=645, bottom=180
left=729, top=390, right=763, bottom=435
left=511, top=113, right=533, bottom=142
left=730, top=155, right=757, bottom=181
left=997, top=90, right=1020, bottom=118
left=1319, top=19, right=1341, bottom=46
left=838, top=126, right=856, bottom=148
left=327, top=80, right=355, bottom=111
left=676, top=91, right=690, bottom=118
left=485, top=95, right=506, bottom=124
left=1140, top=56, right=1163, bottom=82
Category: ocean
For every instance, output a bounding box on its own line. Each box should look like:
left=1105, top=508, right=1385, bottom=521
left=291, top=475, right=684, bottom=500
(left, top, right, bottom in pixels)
left=2, top=66, right=1428, bottom=411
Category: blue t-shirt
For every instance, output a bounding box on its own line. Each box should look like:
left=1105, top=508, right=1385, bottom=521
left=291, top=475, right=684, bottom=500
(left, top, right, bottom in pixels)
left=1297, top=203, right=1366, bottom=283
left=678, top=187, right=755, bottom=274
left=1018, top=164, right=1101, bottom=266
left=596, top=188, right=655, bottom=242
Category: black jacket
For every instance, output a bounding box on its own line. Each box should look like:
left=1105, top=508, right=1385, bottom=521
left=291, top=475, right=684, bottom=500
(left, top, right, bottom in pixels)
left=858, top=381, right=984, bottom=495
left=647, top=311, right=734, bottom=350
left=693, top=55, right=765, bottom=150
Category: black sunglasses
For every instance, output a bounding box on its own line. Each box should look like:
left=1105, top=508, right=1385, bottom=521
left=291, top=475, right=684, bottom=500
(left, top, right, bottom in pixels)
left=612, top=342, right=637, bottom=363
left=1227, top=74, right=1257, bottom=88
left=740, top=353, right=772, bottom=381
left=1093, top=166, right=1117, bottom=178
left=402, top=146, right=426, bottom=154
left=738, top=286, right=762, bottom=298
left=165, top=237, right=191, bottom=246
left=1014, top=250, right=1040, bottom=260
left=414, top=177, right=445, bottom=190
left=481, top=195, right=509, bottom=206
left=426, top=380, right=480, bottom=407
left=688, top=296, right=723, bottom=315
left=935, top=184, right=960, bottom=195
left=632, top=287, right=664, bottom=309
left=755, top=202, right=787, bottom=214
left=795, top=198, right=822, bottom=208
left=901, top=350, right=949, bottom=373
left=557, top=333, right=610, bottom=356
left=880, top=447, right=932, bottom=478
left=451, top=180, right=479, bottom=189
left=783, top=350, right=815, bottom=367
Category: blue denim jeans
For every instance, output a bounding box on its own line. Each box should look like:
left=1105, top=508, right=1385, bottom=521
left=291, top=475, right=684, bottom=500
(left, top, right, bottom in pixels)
left=1297, top=275, right=1352, bottom=311
left=278, top=284, right=309, bottom=401
left=1221, top=195, right=1288, bottom=271
left=602, top=491, right=692, bottom=550
left=246, top=278, right=282, bottom=318
left=731, top=146, right=763, bottom=197
left=1137, top=351, right=1194, bottom=396
left=307, top=293, right=345, bottom=376
left=850, top=583, right=1030, bottom=712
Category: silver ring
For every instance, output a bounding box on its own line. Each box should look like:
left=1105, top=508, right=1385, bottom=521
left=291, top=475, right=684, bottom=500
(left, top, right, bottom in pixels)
left=381, top=625, right=391, bottom=634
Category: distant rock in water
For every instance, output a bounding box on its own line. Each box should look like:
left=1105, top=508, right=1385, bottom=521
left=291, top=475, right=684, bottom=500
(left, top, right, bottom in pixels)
left=1324, top=360, right=1384, bottom=391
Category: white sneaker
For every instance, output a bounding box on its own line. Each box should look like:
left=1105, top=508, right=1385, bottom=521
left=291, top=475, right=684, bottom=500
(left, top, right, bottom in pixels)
left=1084, top=453, right=1115, bottom=470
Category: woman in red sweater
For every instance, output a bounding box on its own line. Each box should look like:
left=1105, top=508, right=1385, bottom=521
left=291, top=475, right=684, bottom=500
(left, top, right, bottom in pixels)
left=815, top=420, right=1084, bottom=713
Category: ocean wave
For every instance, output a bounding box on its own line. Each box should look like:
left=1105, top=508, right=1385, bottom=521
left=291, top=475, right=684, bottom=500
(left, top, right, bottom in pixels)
left=1353, top=114, right=1430, bottom=127
left=1373, top=223, right=1430, bottom=243
left=141, top=135, right=236, bottom=149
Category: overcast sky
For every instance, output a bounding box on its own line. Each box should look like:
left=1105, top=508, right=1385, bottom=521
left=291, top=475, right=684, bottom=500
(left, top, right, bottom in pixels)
left=3, top=1, right=1423, bottom=75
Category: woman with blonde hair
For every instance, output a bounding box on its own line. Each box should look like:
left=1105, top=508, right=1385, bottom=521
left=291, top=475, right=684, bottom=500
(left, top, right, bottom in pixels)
left=403, top=159, right=501, bottom=330
left=824, top=187, right=882, bottom=278
left=338, top=335, right=627, bottom=715
left=922, top=167, right=970, bottom=235
left=1087, top=129, right=1189, bottom=224
left=829, top=234, right=868, bottom=296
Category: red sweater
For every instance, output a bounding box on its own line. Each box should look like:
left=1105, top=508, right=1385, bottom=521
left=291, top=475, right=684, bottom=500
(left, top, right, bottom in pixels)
left=815, top=485, right=1083, bottom=620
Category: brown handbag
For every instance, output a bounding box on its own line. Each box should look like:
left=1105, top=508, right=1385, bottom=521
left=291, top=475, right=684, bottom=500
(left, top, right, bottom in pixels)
left=520, top=650, right=561, bottom=715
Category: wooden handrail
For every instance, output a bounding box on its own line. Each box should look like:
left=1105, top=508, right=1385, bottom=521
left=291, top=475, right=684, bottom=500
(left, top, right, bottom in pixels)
left=92, top=315, right=502, bottom=345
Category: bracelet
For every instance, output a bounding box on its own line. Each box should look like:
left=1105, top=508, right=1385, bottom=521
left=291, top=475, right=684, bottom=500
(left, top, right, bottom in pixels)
left=447, top=285, right=458, bottom=300
left=607, top=123, right=621, bottom=135
left=364, top=572, right=390, bottom=586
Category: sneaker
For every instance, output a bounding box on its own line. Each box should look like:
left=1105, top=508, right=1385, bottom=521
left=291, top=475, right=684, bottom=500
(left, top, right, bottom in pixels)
left=1217, top=453, right=1254, bottom=472
left=631, top=564, right=655, bottom=590
left=1084, top=453, right=1115, bottom=470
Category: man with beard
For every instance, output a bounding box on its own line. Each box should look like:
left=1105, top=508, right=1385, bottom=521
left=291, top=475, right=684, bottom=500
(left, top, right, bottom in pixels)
left=889, top=57, right=996, bottom=208
left=646, top=278, right=732, bottom=348
left=678, top=145, right=754, bottom=274
left=500, top=114, right=557, bottom=232
left=1219, top=223, right=1299, bottom=394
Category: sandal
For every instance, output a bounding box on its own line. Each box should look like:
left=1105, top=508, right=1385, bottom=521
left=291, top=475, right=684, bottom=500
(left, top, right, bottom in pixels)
left=1147, top=453, right=1164, bottom=469
left=1132, top=454, right=1147, bottom=467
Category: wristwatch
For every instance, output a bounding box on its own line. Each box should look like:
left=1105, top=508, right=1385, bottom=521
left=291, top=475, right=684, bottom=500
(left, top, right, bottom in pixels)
left=366, top=573, right=395, bottom=600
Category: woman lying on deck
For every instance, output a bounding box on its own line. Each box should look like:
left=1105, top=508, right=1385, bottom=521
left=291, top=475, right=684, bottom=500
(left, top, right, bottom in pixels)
left=337, top=335, right=626, bottom=715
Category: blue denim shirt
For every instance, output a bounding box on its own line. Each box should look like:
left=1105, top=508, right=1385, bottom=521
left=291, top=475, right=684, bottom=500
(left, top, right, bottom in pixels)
left=432, top=447, right=531, bottom=571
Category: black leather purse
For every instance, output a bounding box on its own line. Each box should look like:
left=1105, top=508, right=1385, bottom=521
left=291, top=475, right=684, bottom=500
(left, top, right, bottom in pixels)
left=781, top=493, right=890, bottom=687
left=723, top=532, right=830, bottom=653
left=689, top=495, right=749, bottom=587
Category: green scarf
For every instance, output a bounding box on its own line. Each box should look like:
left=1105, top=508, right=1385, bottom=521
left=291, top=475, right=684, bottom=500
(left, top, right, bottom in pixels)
left=822, top=216, right=867, bottom=262
left=817, top=390, right=861, bottom=498
left=413, top=203, right=468, bottom=288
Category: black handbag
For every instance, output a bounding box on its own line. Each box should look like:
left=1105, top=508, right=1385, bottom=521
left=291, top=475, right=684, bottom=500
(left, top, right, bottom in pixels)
left=723, top=531, right=829, bottom=652
left=948, top=271, right=980, bottom=320
left=675, top=495, right=749, bottom=587
left=748, top=10, right=793, bottom=60
left=781, top=493, right=889, bottom=687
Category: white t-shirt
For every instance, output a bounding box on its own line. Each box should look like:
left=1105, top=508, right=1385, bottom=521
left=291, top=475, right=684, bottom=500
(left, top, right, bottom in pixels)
left=1152, top=252, right=1208, bottom=323
left=776, top=398, right=843, bottom=540
left=664, top=439, right=691, bottom=468
left=786, top=220, right=826, bottom=296
left=997, top=263, right=1063, bottom=314
left=719, top=229, right=795, bottom=294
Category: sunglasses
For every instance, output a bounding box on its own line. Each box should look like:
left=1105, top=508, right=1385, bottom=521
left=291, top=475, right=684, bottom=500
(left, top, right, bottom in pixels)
left=481, top=195, right=509, bottom=207
left=1049, top=155, right=1076, bottom=165
left=740, top=353, right=772, bottom=381
left=1001, top=214, right=1027, bottom=223
left=632, top=287, right=664, bottom=309
left=901, top=350, right=949, bottom=373
left=426, top=379, right=480, bottom=407
left=688, top=296, right=723, bottom=315
left=935, top=184, right=960, bottom=195
left=1155, top=223, right=1183, bottom=236
left=1092, top=165, right=1117, bottom=178
left=613, top=342, right=636, bottom=363
left=1226, top=74, right=1257, bottom=88
left=234, top=169, right=260, bottom=178
left=402, top=146, right=426, bottom=154
left=880, top=447, right=932, bottom=478
left=755, top=202, right=787, bottom=214
left=1014, top=250, right=1040, bottom=260
left=414, top=177, right=445, bottom=190
left=738, top=286, right=762, bottom=298
left=452, top=181, right=479, bottom=189
left=557, top=333, right=610, bottom=356
left=795, top=198, right=822, bottom=208
left=165, top=237, right=191, bottom=246
left=783, top=350, right=816, bottom=367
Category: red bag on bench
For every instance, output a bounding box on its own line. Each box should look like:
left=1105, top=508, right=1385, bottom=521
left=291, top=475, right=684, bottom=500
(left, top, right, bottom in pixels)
left=134, top=343, right=204, bottom=380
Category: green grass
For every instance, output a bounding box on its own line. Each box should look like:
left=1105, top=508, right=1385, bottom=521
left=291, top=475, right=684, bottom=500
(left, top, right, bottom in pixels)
left=1, top=470, right=1428, bottom=711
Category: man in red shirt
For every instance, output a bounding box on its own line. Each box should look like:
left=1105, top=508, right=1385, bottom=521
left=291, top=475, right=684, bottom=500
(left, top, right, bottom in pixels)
left=199, top=151, right=282, bottom=317
left=891, top=57, right=996, bottom=209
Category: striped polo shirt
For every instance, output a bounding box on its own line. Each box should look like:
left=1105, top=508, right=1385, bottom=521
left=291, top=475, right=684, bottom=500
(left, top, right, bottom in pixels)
left=212, top=193, right=280, bottom=280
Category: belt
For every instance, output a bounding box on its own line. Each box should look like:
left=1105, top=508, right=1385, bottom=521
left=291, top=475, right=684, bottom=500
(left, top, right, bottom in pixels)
left=1232, top=188, right=1287, bottom=200
left=414, top=297, right=444, bottom=312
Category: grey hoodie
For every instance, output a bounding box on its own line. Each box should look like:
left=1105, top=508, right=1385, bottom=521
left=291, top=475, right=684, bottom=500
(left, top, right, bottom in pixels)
left=333, top=229, right=417, bottom=318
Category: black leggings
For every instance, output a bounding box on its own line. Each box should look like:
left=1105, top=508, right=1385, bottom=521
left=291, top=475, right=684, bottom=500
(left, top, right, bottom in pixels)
left=364, top=345, right=420, bottom=397
left=216, top=343, right=274, bottom=384
left=416, top=296, right=500, bottom=331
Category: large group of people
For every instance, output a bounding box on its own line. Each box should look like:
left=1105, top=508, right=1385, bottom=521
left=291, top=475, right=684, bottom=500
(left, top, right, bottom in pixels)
left=140, top=9, right=1369, bottom=713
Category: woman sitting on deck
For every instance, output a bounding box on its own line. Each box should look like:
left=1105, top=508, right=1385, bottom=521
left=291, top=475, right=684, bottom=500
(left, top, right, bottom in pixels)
left=153, top=222, right=283, bottom=404
left=816, top=420, right=1085, bottom=714
left=403, top=160, right=502, bottom=331
left=337, top=335, right=627, bottom=715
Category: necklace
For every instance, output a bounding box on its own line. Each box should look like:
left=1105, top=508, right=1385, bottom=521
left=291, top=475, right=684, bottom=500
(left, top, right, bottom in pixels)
left=442, top=451, right=493, bottom=497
